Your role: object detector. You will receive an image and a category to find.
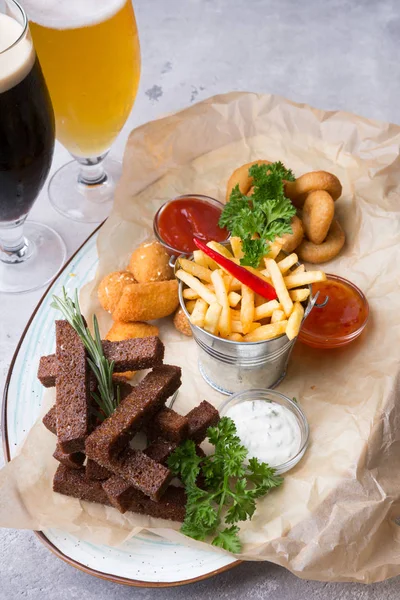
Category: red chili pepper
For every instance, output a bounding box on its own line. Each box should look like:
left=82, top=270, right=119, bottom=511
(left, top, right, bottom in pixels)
left=193, top=238, right=277, bottom=301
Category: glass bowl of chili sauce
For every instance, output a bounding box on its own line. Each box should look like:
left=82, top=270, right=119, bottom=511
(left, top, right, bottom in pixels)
left=153, top=195, right=229, bottom=256
left=298, top=274, right=369, bottom=349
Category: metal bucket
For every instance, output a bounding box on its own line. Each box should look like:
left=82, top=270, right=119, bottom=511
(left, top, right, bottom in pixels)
left=178, top=278, right=321, bottom=395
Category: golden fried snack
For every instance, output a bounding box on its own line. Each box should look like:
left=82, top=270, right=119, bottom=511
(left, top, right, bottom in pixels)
left=106, top=321, right=159, bottom=342
left=98, top=271, right=137, bottom=313
left=128, top=240, right=174, bottom=283
left=297, top=219, right=345, bottom=264
left=106, top=321, right=159, bottom=381
left=276, top=215, right=304, bottom=254
left=285, top=171, right=342, bottom=207
left=173, top=306, right=192, bottom=337
left=226, top=160, right=271, bottom=201
left=112, top=280, right=179, bottom=322
left=302, top=190, right=335, bottom=245
left=246, top=186, right=255, bottom=197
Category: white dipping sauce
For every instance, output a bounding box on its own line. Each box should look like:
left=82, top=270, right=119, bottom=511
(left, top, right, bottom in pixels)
left=226, top=400, right=301, bottom=467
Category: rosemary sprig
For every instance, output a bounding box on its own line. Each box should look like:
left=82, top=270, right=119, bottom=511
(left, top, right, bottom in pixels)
left=51, top=287, right=119, bottom=418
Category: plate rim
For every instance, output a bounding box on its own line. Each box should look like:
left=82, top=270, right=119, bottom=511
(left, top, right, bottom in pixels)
left=1, top=222, right=241, bottom=588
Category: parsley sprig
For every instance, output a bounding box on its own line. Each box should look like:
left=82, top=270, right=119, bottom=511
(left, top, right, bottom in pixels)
left=168, top=417, right=283, bottom=553
left=219, top=162, right=296, bottom=268
left=51, top=287, right=119, bottom=418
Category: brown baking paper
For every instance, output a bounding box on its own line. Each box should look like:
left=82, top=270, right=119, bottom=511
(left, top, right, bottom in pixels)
left=1, top=92, right=400, bottom=583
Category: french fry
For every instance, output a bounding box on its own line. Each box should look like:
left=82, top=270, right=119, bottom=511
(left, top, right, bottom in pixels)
left=230, top=236, right=244, bottom=259
left=240, top=284, right=255, bottom=335
left=286, top=301, right=305, bottom=340
left=271, top=309, right=285, bottom=323
left=193, top=250, right=208, bottom=268
left=189, top=298, right=208, bottom=327
left=223, top=274, right=233, bottom=290
left=276, top=253, right=298, bottom=274
left=227, top=277, right=242, bottom=291
left=204, top=302, right=223, bottom=335
left=255, top=293, right=267, bottom=307
left=283, top=271, right=327, bottom=290
left=265, top=258, right=293, bottom=317
left=211, top=269, right=231, bottom=336
left=185, top=300, right=197, bottom=314
left=178, top=258, right=212, bottom=282
left=289, top=288, right=310, bottom=302
left=228, top=291, right=241, bottom=307
left=254, top=299, right=281, bottom=320
left=225, top=333, right=244, bottom=342
left=290, top=264, right=305, bottom=276
left=264, top=241, right=282, bottom=260
left=176, top=270, right=217, bottom=305
left=207, top=241, right=233, bottom=259
left=182, top=288, right=199, bottom=300
left=203, top=255, right=219, bottom=270
left=243, top=320, right=288, bottom=342
left=232, top=320, right=261, bottom=334
left=244, top=265, right=272, bottom=285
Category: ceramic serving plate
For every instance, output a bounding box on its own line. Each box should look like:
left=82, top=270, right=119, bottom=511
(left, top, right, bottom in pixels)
left=1, top=226, right=239, bottom=587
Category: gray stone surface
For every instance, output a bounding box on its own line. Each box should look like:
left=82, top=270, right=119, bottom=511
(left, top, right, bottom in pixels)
left=1, top=0, right=400, bottom=597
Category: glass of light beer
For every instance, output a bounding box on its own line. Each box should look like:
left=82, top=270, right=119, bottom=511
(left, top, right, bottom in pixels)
left=0, top=0, right=66, bottom=294
left=22, top=0, right=141, bottom=223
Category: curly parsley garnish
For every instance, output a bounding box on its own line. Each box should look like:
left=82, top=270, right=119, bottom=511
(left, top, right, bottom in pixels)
left=219, top=161, right=296, bottom=268
left=168, top=417, right=283, bottom=553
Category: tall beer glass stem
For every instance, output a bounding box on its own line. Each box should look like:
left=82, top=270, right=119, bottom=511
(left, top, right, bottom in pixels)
left=0, top=220, right=31, bottom=264
left=48, top=153, right=122, bottom=222
left=76, top=153, right=109, bottom=186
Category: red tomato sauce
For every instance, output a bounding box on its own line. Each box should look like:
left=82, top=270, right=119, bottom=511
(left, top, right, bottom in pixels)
left=156, top=197, right=228, bottom=254
left=303, top=279, right=367, bottom=338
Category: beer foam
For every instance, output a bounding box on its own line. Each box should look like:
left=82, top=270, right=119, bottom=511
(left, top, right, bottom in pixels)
left=20, top=0, right=126, bottom=29
left=0, top=14, right=35, bottom=93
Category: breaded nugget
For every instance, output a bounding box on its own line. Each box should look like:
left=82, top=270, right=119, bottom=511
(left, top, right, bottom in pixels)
left=106, top=321, right=159, bottom=342
left=276, top=215, right=304, bottom=254
left=128, top=240, right=173, bottom=283
left=173, top=306, right=192, bottom=337
left=302, top=190, right=334, bottom=245
left=113, top=280, right=179, bottom=322
left=297, top=219, right=345, bottom=263
left=98, top=271, right=137, bottom=313
left=106, top=322, right=160, bottom=380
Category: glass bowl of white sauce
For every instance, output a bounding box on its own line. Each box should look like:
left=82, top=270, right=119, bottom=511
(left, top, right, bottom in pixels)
left=219, top=389, right=310, bottom=474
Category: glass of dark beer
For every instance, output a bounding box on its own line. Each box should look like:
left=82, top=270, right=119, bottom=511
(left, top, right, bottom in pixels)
left=0, top=0, right=66, bottom=294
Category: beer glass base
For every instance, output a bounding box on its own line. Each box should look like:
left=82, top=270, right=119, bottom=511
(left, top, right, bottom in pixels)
left=0, top=222, right=66, bottom=294
left=48, top=158, right=122, bottom=223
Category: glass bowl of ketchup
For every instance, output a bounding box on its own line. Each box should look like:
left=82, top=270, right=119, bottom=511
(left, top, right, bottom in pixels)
left=153, top=194, right=229, bottom=256
left=298, top=274, right=369, bottom=349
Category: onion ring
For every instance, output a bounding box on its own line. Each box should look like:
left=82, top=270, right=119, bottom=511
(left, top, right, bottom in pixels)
left=302, top=190, right=334, bottom=245
left=226, top=160, right=271, bottom=201
left=276, top=215, right=304, bottom=254
left=297, top=219, right=345, bottom=264
left=285, top=171, right=342, bottom=208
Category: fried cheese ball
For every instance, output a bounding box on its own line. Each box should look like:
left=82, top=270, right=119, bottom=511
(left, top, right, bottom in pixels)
left=173, top=306, right=192, bottom=337
left=112, top=280, right=179, bottom=322
left=98, top=271, right=137, bottom=313
left=128, top=240, right=173, bottom=283
left=106, top=321, right=160, bottom=380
